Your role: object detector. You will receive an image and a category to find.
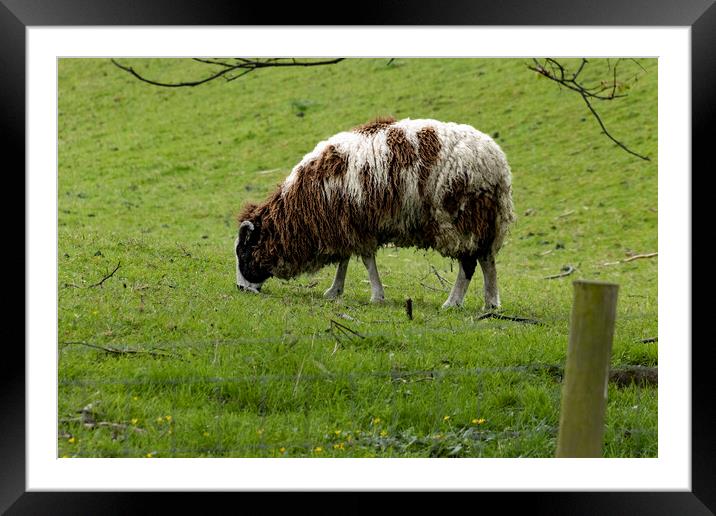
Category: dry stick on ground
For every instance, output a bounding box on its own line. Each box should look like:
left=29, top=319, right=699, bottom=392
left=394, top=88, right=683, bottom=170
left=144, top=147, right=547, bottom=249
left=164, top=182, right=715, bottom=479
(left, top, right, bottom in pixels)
left=528, top=58, right=650, bottom=161
left=430, top=265, right=452, bottom=289
left=544, top=265, right=575, bottom=280
left=623, top=252, right=658, bottom=263
left=89, top=261, right=121, bottom=288
left=638, top=337, right=658, bottom=343
left=61, top=341, right=184, bottom=360
left=329, top=319, right=365, bottom=340
left=405, top=298, right=413, bottom=320
left=420, top=282, right=449, bottom=293
left=112, top=58, right=346, bottom=88
left=603, top=252, right=657, bottom=266
left=476, top=312, right=542, bottom=325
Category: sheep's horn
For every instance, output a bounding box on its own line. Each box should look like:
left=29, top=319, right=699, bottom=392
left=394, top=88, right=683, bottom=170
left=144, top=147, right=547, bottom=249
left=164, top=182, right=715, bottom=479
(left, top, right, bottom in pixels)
left=239, top=220, right=254, bottom=232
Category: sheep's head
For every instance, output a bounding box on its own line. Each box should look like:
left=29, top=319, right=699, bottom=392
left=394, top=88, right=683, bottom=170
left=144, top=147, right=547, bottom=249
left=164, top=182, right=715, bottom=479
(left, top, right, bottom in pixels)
left=235, top=216, right=272, bottom=293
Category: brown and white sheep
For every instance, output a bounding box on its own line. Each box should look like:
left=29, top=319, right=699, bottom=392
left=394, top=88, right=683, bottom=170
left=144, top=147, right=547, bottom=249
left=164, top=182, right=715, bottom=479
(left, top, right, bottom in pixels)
left=235, top=116, right=515, bottom=309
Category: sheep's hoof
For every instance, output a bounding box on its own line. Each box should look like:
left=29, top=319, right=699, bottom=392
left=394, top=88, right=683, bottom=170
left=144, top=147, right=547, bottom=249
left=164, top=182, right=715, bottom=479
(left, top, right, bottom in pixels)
left=323, top=288, right=343, bottom=299
left=441, top=300, right=463, bottom=309
left=483, top=302, right=501, bottom=311
left=370, top=296, right=385, bottom=304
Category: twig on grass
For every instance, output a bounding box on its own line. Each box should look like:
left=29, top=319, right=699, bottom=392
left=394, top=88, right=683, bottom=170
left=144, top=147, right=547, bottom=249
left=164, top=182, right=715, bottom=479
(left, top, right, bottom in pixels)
left=638, top=337, right=658, bottom=344
left=623, top=252, right=658, bottom=263
left=430, top=265, right=452, bottom=289
left=405, top=298, right=413, bottom=320
left=420, top=282, right=449, bottom=293
left=476, top=312, right=542, bottom=325
left=602, top=252, right=657, bottom=266
left=543, top=265, right=575, bottom=280
left=555, top=209, right=576, bottom=219
left=329, top=319, right=365, bottom=340
left=89, top=261, right=121, bottom=288
left=61, top=341, right=184, bottom=361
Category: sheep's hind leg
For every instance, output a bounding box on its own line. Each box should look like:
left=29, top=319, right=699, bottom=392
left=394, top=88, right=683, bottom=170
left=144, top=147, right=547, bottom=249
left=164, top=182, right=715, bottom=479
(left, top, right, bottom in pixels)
left=361, top=254, right=385, bottom=303
left=478, top=252, right=500, bottom=310
left=324, top=258, right=350, bottom=299
left=442, top=255, right=477, bottom=308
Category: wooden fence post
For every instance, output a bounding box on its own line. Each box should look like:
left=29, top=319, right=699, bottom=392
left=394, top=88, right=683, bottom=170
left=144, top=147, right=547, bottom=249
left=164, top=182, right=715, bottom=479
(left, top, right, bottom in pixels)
left=556, top=280, right=619, bottom=457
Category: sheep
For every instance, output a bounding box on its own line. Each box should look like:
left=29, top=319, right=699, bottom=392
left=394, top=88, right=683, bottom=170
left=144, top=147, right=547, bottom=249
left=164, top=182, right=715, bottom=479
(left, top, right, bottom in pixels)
left=235, top=116, right=515, bottom=309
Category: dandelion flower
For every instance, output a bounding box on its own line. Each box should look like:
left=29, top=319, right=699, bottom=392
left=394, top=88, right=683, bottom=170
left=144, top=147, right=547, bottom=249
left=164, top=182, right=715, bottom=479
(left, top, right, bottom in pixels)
left=472, top=418, right=486, bottom=425
left=131, top=418, right=139, bottom=425
left=334, top=430, right=342, bottom=436
left=314, top=447, right=323, bottom=453
left=279, top=447, right=286, bottom=454
left=371, top=417, right=381, bottom=425
left=443, top=415, right=450, bottom=422
left=68, top=437, right=76, bottom=444
left=146, top=452, right=154, bottom=458
left=165, top=415, right=172, bottom=422
left=380, top=430, right=388, bottom=437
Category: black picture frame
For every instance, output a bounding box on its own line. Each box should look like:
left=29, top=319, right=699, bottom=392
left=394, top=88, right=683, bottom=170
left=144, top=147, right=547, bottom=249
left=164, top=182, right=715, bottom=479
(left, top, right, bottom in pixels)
left=6, top=0, right=712, bottom=513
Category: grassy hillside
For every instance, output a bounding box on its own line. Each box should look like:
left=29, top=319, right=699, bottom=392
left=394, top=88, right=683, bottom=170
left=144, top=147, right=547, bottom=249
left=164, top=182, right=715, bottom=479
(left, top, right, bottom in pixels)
left=58, top=58, right=658, bottom=458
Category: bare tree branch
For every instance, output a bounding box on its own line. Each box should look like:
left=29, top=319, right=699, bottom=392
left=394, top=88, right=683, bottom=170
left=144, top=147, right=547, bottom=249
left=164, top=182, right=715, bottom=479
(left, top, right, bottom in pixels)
left=89, top=261, right=121, bottom=288
left=112, top=58, right=346, bottom=88
left=528, top=58, right=650, bottom=161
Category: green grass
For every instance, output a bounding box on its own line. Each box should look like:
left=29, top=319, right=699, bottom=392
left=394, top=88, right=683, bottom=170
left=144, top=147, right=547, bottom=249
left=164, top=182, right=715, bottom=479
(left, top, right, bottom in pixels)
left=58, top=58, right=658, bottom=458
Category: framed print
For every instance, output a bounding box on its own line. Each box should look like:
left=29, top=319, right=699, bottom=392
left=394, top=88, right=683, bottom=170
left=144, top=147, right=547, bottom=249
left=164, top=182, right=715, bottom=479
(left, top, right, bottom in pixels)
left=7, top=0, right=714, bottom=513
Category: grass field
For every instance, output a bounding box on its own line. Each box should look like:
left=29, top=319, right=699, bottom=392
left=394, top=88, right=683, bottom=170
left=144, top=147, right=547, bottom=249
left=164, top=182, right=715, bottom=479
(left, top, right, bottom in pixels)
left=58, top=57, right=658, bottom=458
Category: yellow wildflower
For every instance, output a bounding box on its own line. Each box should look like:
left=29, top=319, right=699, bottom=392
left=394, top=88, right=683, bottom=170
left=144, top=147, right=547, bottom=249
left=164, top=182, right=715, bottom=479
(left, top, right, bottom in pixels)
left=371, top=417, right=381, bottom=425
left=279, top=447, right=286, bottom=454
left=146, top=452, right=154, bottom=458
left=131, top=418, right=139, bottom=425
left=203, top=432, right=210, bottom=437
left=472, top=418, right=486, bottom=425
left=68, top=437, right=76, bottom=444
left=165, top=415, right=172, bottom=422
left=380, top=430, right=388, bottom=437
left=314, top=447, right=323, bottom=453
left=443, top=415, right=450, bottom=421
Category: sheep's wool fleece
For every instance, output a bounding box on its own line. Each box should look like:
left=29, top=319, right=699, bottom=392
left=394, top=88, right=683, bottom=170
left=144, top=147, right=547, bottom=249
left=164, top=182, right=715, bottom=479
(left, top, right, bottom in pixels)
left=249, top=118, right=515, bottom=278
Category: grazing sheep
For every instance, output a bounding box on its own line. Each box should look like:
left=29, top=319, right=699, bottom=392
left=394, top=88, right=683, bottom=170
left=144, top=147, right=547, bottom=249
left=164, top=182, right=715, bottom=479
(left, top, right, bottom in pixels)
left=235, top=116, right=515, bottom=309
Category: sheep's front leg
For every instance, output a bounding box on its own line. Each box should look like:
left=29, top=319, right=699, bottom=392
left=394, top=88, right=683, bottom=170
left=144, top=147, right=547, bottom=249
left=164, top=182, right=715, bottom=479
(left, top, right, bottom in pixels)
left=442, top=256, right=476, bottom=308
left=361, top=254, right=385, bottom=303
left=324, top=258, right=350, bottom=299
left=478, top=252, right=500, bottom=310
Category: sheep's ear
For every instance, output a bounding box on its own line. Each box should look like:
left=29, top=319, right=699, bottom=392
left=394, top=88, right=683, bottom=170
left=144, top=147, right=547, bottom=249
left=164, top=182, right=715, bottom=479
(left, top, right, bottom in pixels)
left=238, top=220, right=255, bottom=245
